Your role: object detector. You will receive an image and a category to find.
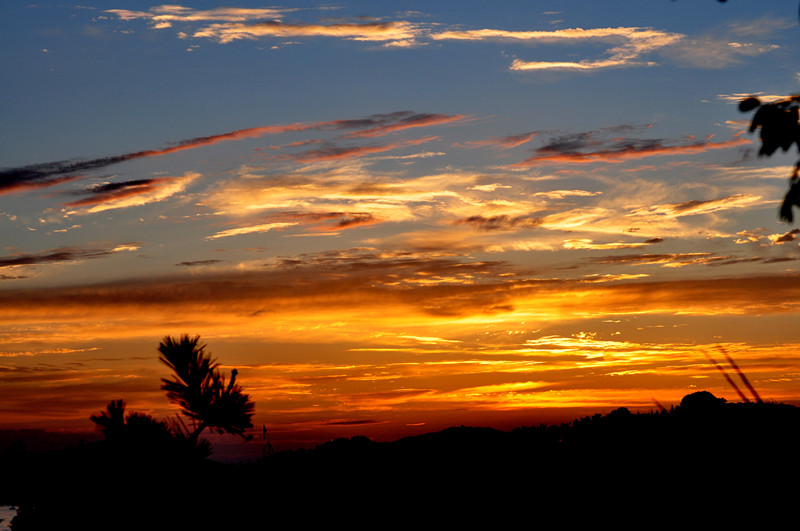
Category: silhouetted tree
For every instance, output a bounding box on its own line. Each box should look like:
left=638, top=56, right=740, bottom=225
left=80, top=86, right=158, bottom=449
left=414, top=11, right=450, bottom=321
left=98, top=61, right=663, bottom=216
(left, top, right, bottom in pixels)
left=678, top=390, right=726, bottom=412
left=90, top=398, right=211, bottom=457
left=89, top=399, right=127, bottom=441
left=739, top=95, right=800, bottom=222
left=158, top=334, right=255, bottom=444
left=87, top=335, right=254, bottom=459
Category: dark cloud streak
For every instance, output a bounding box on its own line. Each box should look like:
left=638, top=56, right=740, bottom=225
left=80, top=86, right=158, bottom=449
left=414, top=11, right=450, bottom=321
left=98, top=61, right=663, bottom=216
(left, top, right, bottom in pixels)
left=1, top=111, right=460, bottom=195
left=593, top=252, right=797, bottom=268
left=63, top=179, right=158, bottom=207
left=774, top=229, right=800, bottom=243
left=268, top=211, right=382, bottom=232
left=285, top=136, right=438, bottom=163
left=2, top=261, right=800, bottom=321
left=341, top=113, right=467, bottom=138
left=510, top=127, right=749, bottom=167
left=455, top=214, right=543, bottom=231
left=0, top=245, right=139, bottom=269
left=453, top=131, right=539, bottom=149
left=175, top=260, right=223, bottom=267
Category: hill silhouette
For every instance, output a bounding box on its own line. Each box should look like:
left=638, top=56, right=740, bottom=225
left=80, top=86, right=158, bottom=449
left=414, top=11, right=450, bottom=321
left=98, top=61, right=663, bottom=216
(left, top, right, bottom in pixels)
left=3, top=390, right=800, bottom=529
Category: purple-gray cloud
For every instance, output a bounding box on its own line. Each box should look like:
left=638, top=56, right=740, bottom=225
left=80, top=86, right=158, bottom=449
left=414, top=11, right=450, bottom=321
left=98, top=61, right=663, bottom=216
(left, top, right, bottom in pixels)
left=0, top=244, right=140, bottom=269
left=455, top=215, right=543, bottom=231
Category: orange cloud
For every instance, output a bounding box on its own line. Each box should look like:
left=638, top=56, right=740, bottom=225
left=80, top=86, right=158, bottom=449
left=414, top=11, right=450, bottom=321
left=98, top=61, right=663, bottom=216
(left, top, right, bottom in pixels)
left=431, top=26, right=680, bottom=45
left=206, top=222, right=296, bottom=240
left=770, top=229, right=800, bottom=244
left=67, top=173, right=200, bottom=213
left=190, top=20, right=421, bottom=45
left=2, top=253, right=799, bottom=328
left=434, top=26, right=683, bottom=72
left=562, top=239, right=660, bottom=250
left=4, top=256, right=800, bottom=441
left=455, top=214, right=543, bottom=231
left=592, top=252, right=718, bottom=267
left=106, top=6, right=292, bottom=24
left=0, top=175, right=82, bottom=196
left=63, top=179, right=159, bottom=207
left=630, top=194, right=764, bottom=218
left=266, top=212, right=383, bottom=232
left=433, top=24, right=779, bottom=72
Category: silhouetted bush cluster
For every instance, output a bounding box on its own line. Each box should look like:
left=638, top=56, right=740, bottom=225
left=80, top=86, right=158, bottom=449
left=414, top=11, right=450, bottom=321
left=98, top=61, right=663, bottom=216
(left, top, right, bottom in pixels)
left=5, top=390, right=800, bottom=529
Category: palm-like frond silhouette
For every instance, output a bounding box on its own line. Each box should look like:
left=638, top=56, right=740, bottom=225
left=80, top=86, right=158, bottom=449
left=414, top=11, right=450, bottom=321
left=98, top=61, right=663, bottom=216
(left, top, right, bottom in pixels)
left=158, top=335, right=255, bottom=442
left=90, top=399, right=127, bottom=441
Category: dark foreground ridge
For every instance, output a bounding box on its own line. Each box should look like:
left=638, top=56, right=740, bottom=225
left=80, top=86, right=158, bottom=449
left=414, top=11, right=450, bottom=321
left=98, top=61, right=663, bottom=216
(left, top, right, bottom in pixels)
left=3, top=391, right=800, bottom=529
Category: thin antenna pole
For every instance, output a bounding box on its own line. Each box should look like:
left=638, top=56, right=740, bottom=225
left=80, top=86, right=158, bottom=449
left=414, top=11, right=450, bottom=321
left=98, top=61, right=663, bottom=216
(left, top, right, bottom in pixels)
left=262, top=424, right=274, bottom=457
left=704, top=351, right=750, bottom=403
left=717, top=346, right=763, bottom=403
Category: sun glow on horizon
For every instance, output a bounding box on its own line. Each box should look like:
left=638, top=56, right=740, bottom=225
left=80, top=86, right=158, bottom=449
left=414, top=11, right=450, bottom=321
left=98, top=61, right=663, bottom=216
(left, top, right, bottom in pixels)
left=2, top=0, right=800, bottom=453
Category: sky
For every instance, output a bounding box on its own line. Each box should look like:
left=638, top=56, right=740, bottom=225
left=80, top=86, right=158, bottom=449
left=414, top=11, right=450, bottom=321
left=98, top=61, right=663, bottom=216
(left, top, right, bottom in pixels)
left=2, top=1, right=800, bottom=455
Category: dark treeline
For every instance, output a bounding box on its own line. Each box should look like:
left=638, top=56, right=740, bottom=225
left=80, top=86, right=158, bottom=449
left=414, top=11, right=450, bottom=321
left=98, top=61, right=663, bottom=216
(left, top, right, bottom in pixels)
left=3, top=390, right=800, bottom=529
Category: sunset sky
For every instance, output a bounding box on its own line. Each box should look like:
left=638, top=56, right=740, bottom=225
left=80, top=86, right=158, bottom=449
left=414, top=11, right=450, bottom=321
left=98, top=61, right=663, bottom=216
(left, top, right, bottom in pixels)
left=2, top=1, right=800, bottom=455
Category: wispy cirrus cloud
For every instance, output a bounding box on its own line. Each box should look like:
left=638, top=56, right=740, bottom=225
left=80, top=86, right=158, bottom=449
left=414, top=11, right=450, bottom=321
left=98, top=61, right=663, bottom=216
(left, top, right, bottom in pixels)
left=63, top=179, right=161, bottom=207
left=659, top=18, right=788, bottom=68
left=510, top=58, right=632, bottom=72
left=770, top=228, right=800, bottom=244
left=563, top=238, right=662, bottom=250
left=187, top=20, right=422, bottom=46
left=593, top=252, right=721, bottom=267
left=434, top=19, right=782, bottom=72
left=284, top=136, right=439, bottom=163
left=0, top=127, right=297, bottom=194
left=0, top=244, right=140, bottom=270
left=266, top=211, right=382, bottom=232
left=453, top=131, right=539, bottom=149
left=202, top=163, right=471, bottom=222
left=0, top=173, right=82, bottom=196
left=510, top=129, right=749, bottom=167
left=593, top=252, right=797, bottom=269
left=434, top=26, right=682, bottom=72
left=175, top=259, right=223, bottom=267
left=341, top=113, right=467, bottom=138
left=530, top=190, right=601, bottom=200
left=104, top=8, right=784, bottom=74
left=455, top=214, right=543, bottom=232
left=206, top=222, right=297, bottom=240
left=432, top=26, right=679, bottom=46
left=1, top=111, right=461, bottom=196
left=106, top=5, right=425, bottom=46
left=717, top=92, right=792, bottom=105
left=630, top=194, right=764, bottom=218
left=66, top=172, right=201, bottom=213
left=105, top=6, right=293, bottom=25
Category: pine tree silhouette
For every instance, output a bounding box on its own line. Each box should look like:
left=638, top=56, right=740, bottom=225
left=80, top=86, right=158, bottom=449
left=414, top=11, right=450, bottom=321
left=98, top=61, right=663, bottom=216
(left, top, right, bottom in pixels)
left=158, top=334, right=255, bottom=444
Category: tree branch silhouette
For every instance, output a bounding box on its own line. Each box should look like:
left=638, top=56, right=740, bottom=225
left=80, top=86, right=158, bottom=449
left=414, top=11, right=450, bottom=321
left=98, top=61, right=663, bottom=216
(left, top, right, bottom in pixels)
left=158, top=334, right=255, bottom=444
left=738, top=95, right=800, bottom=222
